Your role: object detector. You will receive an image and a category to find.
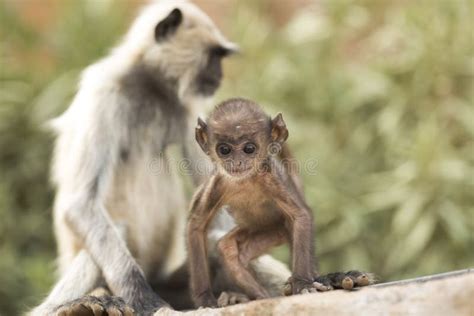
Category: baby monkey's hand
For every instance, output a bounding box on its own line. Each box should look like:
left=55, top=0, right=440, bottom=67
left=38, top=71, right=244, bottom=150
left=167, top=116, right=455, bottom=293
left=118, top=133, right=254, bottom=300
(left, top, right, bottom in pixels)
left=283, top=271, right=375, bottom=295
left=284, top=276, right=331, bottom=295
left=194, top=291, right=218, bottom=308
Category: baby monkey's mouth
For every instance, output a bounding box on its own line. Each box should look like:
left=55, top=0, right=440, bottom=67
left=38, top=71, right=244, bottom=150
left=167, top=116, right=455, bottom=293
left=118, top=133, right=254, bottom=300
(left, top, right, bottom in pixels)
left=225, top=164, right=253, bottom=176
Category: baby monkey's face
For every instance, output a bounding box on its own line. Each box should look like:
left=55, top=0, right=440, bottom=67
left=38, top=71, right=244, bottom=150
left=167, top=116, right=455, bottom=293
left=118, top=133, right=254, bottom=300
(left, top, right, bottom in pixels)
left=195, top=98, right=289, bottom=179
left=212, top=132, right=269, bottom=177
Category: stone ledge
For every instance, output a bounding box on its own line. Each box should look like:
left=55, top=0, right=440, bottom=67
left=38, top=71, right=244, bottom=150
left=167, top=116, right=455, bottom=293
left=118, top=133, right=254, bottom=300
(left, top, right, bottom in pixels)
left=156, top=269, right=473, bottom=316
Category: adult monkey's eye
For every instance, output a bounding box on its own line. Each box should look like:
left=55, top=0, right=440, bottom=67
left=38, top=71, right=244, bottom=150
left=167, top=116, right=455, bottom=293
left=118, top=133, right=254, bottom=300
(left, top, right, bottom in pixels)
left=243, top=143, right=256, bottom=154
left=217, top=144, right=232, bottom=156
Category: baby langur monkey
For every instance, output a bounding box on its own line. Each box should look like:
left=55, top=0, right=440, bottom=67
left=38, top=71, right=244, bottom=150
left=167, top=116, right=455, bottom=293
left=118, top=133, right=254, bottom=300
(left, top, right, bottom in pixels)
left=187, top=98, right=316, bottom=307
left=187, top=98, right=373, bottom=308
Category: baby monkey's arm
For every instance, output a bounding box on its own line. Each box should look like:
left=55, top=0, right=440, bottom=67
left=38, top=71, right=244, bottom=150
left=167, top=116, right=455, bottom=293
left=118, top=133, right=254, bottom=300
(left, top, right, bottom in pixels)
left=274, top=189, right=318, bottom=295
left=279, top=143, right=305, bottom=196
left=187, top=176, right=223, bottom=308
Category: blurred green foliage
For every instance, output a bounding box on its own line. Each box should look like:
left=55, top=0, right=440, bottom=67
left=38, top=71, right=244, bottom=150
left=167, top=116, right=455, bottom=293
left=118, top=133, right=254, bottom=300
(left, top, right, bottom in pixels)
left=0, top=0, right=473, bottom=314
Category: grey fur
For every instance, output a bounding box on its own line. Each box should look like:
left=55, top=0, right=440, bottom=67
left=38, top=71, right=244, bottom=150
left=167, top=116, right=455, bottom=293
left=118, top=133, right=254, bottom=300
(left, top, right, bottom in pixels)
left=29, top=1, right=289, bottom=315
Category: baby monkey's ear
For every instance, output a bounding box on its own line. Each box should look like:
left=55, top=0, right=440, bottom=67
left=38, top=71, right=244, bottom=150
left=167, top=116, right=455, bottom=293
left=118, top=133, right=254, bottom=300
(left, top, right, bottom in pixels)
left=271, top=113, right=289, bottom=143
left=196, top=117, right=209, bottom=154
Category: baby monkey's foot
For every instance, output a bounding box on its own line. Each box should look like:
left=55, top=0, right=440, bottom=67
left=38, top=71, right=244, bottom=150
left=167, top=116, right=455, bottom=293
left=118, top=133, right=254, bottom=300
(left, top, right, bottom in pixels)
left=55, top=295, right=134, bottom=316
left=217, top=291, right=250, bottom=307
left=314, top=271, right=376, bottom=291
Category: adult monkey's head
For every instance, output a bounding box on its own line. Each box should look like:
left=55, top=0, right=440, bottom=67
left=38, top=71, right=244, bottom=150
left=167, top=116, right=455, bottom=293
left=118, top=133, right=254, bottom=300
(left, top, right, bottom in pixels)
left=121, top=0, right=238, bottom=99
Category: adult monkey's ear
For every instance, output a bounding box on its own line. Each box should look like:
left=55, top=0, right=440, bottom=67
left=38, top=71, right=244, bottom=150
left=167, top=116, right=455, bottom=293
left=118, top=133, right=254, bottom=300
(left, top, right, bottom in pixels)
left=155, top=8, right=183, bottom=42
left=196, top=117, right=209, bottom=154
left=271, top=113, right=289, bottom=143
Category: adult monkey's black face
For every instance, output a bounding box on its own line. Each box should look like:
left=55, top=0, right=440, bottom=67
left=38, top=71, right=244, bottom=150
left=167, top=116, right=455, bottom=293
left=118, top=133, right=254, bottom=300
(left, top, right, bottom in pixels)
left=153, top=6, right=237, bottom=98
left=196, top=46, right=235, bottom=96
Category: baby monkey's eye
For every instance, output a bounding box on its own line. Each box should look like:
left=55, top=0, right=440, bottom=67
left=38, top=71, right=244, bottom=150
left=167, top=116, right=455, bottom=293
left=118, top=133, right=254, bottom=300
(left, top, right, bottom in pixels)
left=217, top=144, right=232, bottom=156
left=243, top=143, right=256, bottom=154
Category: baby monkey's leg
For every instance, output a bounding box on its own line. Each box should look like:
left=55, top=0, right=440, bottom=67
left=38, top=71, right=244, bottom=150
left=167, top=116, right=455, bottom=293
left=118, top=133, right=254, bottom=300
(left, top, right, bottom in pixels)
left=237, top=229, right=287, bottom=267
left=217, top=228, right=286, bottom=301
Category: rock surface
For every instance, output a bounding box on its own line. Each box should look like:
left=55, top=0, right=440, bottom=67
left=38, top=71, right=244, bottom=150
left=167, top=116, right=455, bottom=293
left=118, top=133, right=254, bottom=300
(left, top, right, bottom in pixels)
left=155, top=270, right=473, bottom=316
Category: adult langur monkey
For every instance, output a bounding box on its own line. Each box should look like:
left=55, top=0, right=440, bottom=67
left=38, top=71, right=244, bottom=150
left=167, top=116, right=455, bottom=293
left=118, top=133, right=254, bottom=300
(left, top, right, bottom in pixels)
left=30, top=1, right=291, bottom=315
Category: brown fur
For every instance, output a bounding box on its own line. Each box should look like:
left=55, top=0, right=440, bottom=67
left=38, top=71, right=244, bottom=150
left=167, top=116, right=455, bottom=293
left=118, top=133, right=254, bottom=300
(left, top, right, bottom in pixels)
left=187, top=98, right=318, bottom=307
